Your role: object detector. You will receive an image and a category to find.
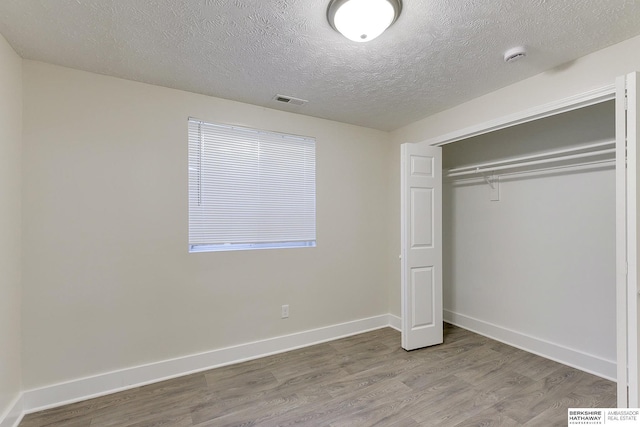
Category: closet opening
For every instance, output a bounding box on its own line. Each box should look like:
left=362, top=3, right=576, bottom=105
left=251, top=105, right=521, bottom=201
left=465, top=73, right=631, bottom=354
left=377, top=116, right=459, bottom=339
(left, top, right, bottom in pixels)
left=441, top=99, right=617, bottom=379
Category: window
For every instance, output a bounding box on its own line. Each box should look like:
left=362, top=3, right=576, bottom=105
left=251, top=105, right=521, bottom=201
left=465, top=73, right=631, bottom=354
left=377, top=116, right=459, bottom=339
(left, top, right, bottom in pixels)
left=188, top=118, right=316, bottom=252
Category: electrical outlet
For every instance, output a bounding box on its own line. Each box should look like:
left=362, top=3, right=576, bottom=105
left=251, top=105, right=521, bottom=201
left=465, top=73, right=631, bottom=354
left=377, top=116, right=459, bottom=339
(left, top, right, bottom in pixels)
left=281, top=304, right=289, bottom=319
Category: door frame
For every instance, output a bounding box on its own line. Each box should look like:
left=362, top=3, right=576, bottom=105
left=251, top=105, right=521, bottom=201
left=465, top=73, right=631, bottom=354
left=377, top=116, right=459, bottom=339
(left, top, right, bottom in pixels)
left=408, top=81, right=636, bottom=407
left=620, top=72, right=639, bottom=407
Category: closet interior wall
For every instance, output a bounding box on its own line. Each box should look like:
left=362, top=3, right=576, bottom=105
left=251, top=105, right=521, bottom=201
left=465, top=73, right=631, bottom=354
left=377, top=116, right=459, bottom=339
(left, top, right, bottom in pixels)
left=442, top=100, right=617, bottom=378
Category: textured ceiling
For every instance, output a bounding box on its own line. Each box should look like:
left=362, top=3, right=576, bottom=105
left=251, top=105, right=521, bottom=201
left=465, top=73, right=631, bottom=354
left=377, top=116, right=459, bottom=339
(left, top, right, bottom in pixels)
left=1, top=0, right=640, bottom=131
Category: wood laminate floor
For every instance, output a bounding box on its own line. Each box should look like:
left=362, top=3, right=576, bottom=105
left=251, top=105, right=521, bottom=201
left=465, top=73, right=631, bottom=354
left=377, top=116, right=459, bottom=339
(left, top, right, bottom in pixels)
left=20, top=324, right=615, bottom=426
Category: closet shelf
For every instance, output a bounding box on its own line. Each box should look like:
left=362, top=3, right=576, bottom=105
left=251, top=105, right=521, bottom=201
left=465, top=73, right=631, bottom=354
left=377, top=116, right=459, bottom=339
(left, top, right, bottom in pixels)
left=447, top=139, right=615, bottom=178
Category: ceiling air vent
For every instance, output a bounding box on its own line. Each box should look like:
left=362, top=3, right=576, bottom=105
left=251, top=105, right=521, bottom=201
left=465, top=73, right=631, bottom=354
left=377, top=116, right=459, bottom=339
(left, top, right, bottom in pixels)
left=274, top=94, right=308, bottom=106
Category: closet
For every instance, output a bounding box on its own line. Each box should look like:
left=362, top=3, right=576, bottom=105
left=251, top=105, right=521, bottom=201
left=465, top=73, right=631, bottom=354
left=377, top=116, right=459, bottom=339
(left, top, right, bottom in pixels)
left=400, top=73, right=640, bottom=408
left=443, top=100, right=616, bottom=378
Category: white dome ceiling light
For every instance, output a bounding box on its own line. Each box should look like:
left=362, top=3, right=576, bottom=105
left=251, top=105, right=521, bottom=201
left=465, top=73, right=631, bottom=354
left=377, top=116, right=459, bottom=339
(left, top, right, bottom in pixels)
left=327, top=0, right=403, bottom=43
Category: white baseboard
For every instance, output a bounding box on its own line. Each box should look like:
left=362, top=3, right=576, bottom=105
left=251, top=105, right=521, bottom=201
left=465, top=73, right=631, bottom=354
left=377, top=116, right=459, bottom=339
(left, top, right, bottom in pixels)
left=444, top=309, right=616, bottom=381
left=21, top=314, right=396, bottom=414
left=388, top=314, right=401, bottom=331
left=11, top=311, right=612, bottom=422
left=0, top=394, right=23, bottom=427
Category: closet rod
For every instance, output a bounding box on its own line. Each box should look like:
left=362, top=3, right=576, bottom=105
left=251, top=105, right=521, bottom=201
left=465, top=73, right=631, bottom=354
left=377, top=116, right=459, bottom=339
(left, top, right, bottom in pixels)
left=450, top=158, right=615, bottom=182
left=497, top=158, right=615, bottom=178
left=447, top=148, right=615, bottom=177
left=447, top=139, right=615, bottom=174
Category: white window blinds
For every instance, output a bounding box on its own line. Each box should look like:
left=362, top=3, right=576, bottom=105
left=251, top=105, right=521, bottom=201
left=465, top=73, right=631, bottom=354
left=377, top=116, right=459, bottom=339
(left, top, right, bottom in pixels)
left=188, top=118, right=316, bottom=252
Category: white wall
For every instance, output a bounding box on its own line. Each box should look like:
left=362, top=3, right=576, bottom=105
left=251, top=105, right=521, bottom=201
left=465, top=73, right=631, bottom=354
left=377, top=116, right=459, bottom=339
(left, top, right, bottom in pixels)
left=443, top=102, right=616, bottom=374
left=0, top=33, right=22, bottom=420
left=388, top=34, right=640, bottom=317
left=21, top=61, right=392, bottom=389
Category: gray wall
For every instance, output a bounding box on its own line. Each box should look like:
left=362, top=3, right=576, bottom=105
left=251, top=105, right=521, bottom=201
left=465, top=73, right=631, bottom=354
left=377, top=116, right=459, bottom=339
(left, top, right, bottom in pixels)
left=0, top=32, right=22, bottom=418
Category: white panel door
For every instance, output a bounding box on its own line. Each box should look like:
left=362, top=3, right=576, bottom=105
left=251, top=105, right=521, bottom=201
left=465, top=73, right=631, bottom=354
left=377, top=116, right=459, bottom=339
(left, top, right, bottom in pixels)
left=617, top=72, right=640, bottom=408
left=401, top=142, right=443, bottom=350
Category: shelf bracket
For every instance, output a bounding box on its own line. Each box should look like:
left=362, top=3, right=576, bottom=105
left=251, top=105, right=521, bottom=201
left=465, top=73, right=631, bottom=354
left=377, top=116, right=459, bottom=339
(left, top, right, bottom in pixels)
left=484, top=174, right=495, bottom=189
left=484, top=174, right=500, bottom=201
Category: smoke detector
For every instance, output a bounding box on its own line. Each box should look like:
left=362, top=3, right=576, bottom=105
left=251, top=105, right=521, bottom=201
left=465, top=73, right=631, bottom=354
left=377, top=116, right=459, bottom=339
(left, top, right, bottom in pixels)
left=504, top=46, right=527, bottom=63
left=273, top=94, right=308, bottom=106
